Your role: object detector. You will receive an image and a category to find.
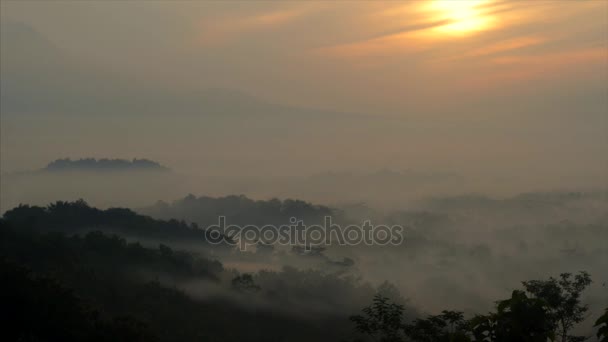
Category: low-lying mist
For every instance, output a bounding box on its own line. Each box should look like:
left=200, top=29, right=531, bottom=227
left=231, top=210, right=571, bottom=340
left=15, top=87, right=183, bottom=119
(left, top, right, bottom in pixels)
left=1, top=160, right=606, bottom=339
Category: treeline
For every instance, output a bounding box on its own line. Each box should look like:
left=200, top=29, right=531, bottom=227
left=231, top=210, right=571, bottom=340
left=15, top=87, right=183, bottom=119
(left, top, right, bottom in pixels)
left=139, top=194, right=337, bottom=227
left=351, top=273, right=607, bottom=342
left=2, top=200, right=222, bottom=243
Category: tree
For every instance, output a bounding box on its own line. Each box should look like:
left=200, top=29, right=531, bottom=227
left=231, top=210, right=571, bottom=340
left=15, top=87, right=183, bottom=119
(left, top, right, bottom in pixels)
left=376, top=281, right=408, bottom=306
left=350, top=294, right=405, bottom=342
left=523, top=272, right=592, bottom=342
left=404, top=310, right=470, bottom=342
left=469, top=290, right=555, bottom=342
left=350, top=295, right=469, bottom=342
left=596, top=308, right=608, bottom=342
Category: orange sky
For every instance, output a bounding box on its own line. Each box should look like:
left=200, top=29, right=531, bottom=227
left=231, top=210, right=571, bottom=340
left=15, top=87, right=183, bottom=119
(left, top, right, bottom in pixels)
left=1, top=1, right=607, bottom=189
left=3, top=0, right=606, bottom=115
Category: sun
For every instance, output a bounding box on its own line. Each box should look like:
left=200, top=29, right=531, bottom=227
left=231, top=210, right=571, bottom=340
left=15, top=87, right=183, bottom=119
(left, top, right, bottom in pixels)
left=427, top=0, right=494, bottom=36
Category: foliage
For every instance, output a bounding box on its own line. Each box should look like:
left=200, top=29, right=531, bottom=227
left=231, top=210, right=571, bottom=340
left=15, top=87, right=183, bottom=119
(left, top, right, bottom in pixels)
left=469, top=290, right=555, bottom=342
left=352, top=273, right=595, bottom=342
left=523, top=272, right=592, bottom=342
left=140, top=193, right=337, bottom=227
left=350, top=296, right=469, bottom=342
left=350, top=294, right=406, bottom=342
left=596, top=308, right=608, bottom=342
left=2, top=200, right=223, bottom=243
left=404, top=310, right=470, bottom=342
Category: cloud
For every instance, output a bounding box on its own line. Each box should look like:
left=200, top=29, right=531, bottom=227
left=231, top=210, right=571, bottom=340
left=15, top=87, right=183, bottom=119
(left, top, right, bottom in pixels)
left=457, top=36, right=545, bottom=58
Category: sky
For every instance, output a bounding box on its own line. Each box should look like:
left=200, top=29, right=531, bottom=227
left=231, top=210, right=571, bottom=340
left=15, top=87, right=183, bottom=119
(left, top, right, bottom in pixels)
left=1, top=0, right=607, bottom=196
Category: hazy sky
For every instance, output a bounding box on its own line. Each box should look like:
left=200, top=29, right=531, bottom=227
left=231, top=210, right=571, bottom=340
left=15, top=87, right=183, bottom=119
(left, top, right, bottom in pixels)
left=1, top=0, right=607, bottom=194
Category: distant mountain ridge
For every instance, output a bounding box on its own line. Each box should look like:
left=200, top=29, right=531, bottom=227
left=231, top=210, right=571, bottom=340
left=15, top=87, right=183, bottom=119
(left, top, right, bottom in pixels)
left=44, top=158, right=169, bottom=172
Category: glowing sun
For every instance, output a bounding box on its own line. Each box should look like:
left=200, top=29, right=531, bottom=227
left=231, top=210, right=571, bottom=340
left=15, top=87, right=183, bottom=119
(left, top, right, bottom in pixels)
left=427, top=0, right=495, bottom=36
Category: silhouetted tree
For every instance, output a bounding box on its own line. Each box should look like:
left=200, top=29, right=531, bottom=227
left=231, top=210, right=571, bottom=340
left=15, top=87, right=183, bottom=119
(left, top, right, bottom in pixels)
left=404, top=310, right=470, bottom=342
left=596, top=308, right=608, bottom=342
left=523, top=271, right=592, bottom=342
left=351, top=296, right=468, bottom=342
left=350, top=294, right=405, bottom=342
left=469, top=290, right=555, bottom=342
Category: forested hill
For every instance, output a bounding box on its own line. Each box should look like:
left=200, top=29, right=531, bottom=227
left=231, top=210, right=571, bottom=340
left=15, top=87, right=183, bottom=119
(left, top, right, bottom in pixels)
left=138, top=194, right=337, bottom=227
left=0, top=219, right=379, bottom=342
left=3, top=197, right=338, bottom=239
left=1, top=200, right=217, bottom=243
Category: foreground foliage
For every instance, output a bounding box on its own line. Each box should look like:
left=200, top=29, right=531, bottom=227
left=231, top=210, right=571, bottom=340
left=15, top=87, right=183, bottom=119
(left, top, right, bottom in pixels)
left=351, top=271, right=600, bottom=342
